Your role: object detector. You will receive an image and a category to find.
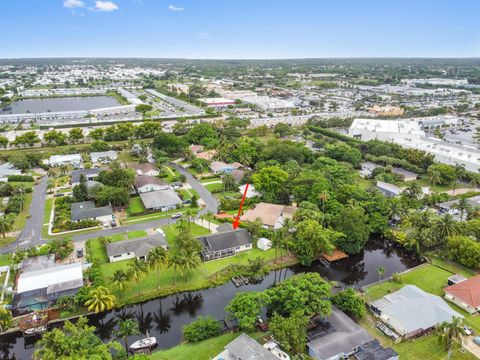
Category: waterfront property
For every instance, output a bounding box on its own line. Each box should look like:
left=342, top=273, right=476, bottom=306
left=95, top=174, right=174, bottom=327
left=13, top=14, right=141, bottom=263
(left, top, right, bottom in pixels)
left=198, top=228, right=253, bottom=261
left=370, top=285, right=462, bottom=340
left=71, top=201, right=113, bottom=225
left=13, top=256, right=83, bottom=313
left=241, top=202, right=297, bottom=229
left=90, top=151, right=118, bottom=164
left=139, top=189, right=183, bottom=211
left=214, top=333, right=278, bottom=360
left=106, top=234, right=168, bottom=263
left=444, top=275, right=480, bottom=314
left=376, top=181, right=403, bottom=198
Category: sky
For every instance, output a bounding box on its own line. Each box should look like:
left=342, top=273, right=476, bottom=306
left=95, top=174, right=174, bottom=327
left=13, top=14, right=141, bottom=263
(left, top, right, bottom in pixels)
left=1, top=0, right=480, bottom=59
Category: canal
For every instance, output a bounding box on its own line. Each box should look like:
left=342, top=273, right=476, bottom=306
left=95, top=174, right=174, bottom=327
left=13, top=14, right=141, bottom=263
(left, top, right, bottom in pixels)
left=0, top=96, right=121, bottom=114
left=0, top=238, right=421, bottom=359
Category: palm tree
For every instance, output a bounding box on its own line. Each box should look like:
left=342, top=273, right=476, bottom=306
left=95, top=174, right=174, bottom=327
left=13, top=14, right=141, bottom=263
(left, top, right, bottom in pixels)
left=436, top=317, right=464, bottom=359
left=452, top=198, right=472, bottom=221
left=59, top=164, right=68, bottom=176
left=388, top=198, right=407, bottom=222
left=452, top=163, right=466, bottom=195
left=0, top=214, right=14, bottom=239
left=376, top=266, right=386, bottom=284
left=205, top=210, right=214, bottom=231
left=403, top=182, right=422, bottom=201
left=110, top=270, right=128, bottom=299
left=148, top=246, right=168, bottom=289
left=47, top=169, right=56, bottom=178
left=428, top=169, right=442, bottom=191
left=185, top=208, right=199, bottom=228
left=169, top=251, right=186, bottom=286
left=128, top=258, right=149, bottom=283
left=115, top=319, right=139, bottom=356
left=319, top=191, right=329, bottom=227
left=84, top=286, right=116, bottom=313
left=433, top=214, right=461, bottom=244
left=470, top=174, right=480, bottom=189
left=180, top=251, right=201, bottom=281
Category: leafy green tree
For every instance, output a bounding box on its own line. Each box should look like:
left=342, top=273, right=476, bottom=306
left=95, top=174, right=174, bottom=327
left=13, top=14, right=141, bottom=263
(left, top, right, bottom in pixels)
left=183, top=316, right=221, bottom=343
left=73, top=174, right=89, bottom=201
left=427, top=164, right=456, bottom=186
left=0, top=213, right=15, bottom=238
left=0, top=304, right=12, bottom=332
left=0, top=135, right=8, bottom=148
left=225, top=292, right=271, bottom=331
left=43, top=129, right=67, bottom=147
left=267, top=273, right=331, bottom=317
left=252, top=165, right=288, bottom=202
left=269, top=310, right=308, bottom=354
left=152, top=132, right=188, bottom=157
left=324, top=142, right=361, bottom=167
left=222, top=173, right=236, bottom=191
left=273, top=123, right=292, bottom=138
left=135, top=103, right=153, bottom=116
left=331, top=288, right=366, bottom=318
left=68, top=127, right=84, bottom=143
left=115, top=319, right=140, bottom=355
left=187, top=123, right=218, bottom=147
left=447, top=235, right=480, bottom=268
left=334, top=204, right=372, bottom=254
left=97, top=162, right=135, bottom=189
left=33, top=317, right=121, bottom=360
left=88, top=128, right=105, bottom=141
left=84, top=286, right=116, bottom=313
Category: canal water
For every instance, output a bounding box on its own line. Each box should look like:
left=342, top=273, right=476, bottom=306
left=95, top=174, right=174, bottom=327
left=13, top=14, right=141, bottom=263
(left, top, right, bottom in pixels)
left=0, top=96, right=120, bottom=114
left=0, top=239, right=421, bottom=360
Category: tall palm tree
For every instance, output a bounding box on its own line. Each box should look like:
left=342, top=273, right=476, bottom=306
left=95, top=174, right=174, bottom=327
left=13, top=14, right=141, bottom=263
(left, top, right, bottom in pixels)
left=319, top=191, right=329, bottom=227
left=0, top=214, right=14, bottom=239
left=388, top=198, right=407, bottom=222
left=128, top=258, right=149, bottom=283
left=428, top=170, right=442, bottom=192
left=185, top=207, right=199, bottom=228
left=115, top=319, right=139, bottom=356
left=59, top=164, right=68, bottom=176
left=148, top=247, right=168, bottom=289
left=169, top=251, right=186, bottom=286
left=205, top=210, right=214, bottom=231
left=180, top=251, right=201, bottom=281
left=84, top=286, right=116, bottom=313
left=453, top=198, right=472, bottom=221
left=376, top=266, right=386, bottom=284
left=47, top=169, right=56, bottom=178
left=433, top=214, right=461, bottom=244
left=110, top=270, right=128, bottom=299
left=436, top=317, right=464, bottom=359
left=452, top=163, right=466, bottom=195
left=403, top=182, right=422, bottom=201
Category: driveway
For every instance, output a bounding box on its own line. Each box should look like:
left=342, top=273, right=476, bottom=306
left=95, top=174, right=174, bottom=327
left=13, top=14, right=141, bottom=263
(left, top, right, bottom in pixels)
left=464, top=336, right=480, bottom=358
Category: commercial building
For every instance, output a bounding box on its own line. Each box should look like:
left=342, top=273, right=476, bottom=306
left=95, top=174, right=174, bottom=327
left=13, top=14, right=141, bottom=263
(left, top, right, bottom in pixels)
left=106, top=234, right=167, bottom=263
left=370, top=285, right=462, bottom=340
left=198, top=97, right=236, bottom=108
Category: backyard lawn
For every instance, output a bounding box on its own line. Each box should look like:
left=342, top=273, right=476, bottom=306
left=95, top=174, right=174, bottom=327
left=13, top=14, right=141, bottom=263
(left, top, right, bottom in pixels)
left=149, top=332, right=263, bottom=360
left=127, top=196, right=145, bottom=215
left=0, top=254, right=12, bottom=267
left=205, top=183, right=224, bottom=192
left=363, top=260, right=480, bottom=359
left=43, top=198, right=53, bottom=224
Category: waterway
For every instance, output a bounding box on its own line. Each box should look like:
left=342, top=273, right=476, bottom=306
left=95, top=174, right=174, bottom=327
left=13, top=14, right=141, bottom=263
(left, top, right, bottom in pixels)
left=0, top=96, right=120, bottom=114
left=0, top=238, right=421, bottom=360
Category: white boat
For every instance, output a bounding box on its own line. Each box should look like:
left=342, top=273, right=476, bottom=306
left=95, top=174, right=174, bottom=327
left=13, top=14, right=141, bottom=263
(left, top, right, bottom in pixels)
left=129, top=336, right=157, bottom=350
left=24, top=325, right=48, bottom=336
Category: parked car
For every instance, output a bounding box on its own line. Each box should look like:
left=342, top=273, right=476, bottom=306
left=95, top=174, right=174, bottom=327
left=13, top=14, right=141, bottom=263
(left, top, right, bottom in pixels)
left=76, top=248, right=84, bottom=258
left=111, top=220, right=117, bottom=227
left=464, top=326, right=474, bottom=336
left=171, top=212, right=182, bottom=219
left=473, top=336, right=480, bottom=346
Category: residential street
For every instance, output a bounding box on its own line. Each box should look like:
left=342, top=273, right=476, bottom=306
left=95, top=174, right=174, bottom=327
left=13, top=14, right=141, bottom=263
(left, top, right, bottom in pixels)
left=0, top=164, right=219, bottom=252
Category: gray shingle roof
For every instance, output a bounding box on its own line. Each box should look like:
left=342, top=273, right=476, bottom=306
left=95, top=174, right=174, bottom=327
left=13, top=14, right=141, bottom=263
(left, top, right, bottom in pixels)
left=371, top=285, right=463, bottom=335
left=135, top=175, right=167, bottom=189
left=106, top=234, right=167, bottom=258
left=308, top=307, right=372, bottom=360
left=71, top=201, right=112, bottom=221
left=71, top=168, right=101, bottom=184
left=225, top=333, right=277, bottom=360
left=139, top=189, right=182, bottom=209
left=197, top=228, right=252, bottom=252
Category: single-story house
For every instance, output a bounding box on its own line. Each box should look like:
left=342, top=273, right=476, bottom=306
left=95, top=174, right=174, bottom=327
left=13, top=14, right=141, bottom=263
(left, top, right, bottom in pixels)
left=359, top=161, right=379, bottom=179
left=370, top=285, right=462, bottom=339
left=106, top=234, right=168, bottom=263
left=241, top=202, right=297, bottom=229
left=49, top=154, right=82, bottom=168
left=196, top=149, right=217, bottom=160
left=391, top=167, right=418, bottom=182
left=376, top=181, right=403, bottom=198
left=238, top=183, right=260, bottom=198
left=444, top=275, right=480, bottom=314
left=307, top=307, right=373, bottom=360
left=0, top=163, right=21, bottom=182
left=135, top=175, right=169, bottom=193
left=213, top=333, right=278, bottom=360
left=354, top=340, right=398, bottom=360
left=198, top=228, right=253, bottom=261
left=210, top=161, right=238, bottom=174
left=71, top=168, right=101, bottom=187
left=90, top=151, right=117, bottom=164
left=139, top=189, right=182, bottom=211
left=257, top=237, right=272, bottom=251
left=437, top=195, right=480, bottom=215
left=13, top=260, right=83, bottom=312
left=230, top=169, right=245, bottom=183
left=20, top=254, right=56, bottom=272
left=131, top=163, right=160, bottom=177
left=71, top=201, right=113, bottom=225
left=189, top=144, right=204, bottom=154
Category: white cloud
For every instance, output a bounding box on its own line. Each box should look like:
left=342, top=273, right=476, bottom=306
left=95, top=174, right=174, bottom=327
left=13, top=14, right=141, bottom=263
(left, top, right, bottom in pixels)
left=198, top=32, right=212, bottom=40
left=168, top=4, right=184, bottom=11
left=63, top=0, right=85, bottom=8
left=95, top=1, right=119, bottom=11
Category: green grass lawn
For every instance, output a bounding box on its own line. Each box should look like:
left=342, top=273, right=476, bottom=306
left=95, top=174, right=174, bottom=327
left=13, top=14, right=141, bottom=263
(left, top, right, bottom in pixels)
left=43, top=198, right=53, bottom=224
left=123, top=207, right=189, bottom=224
left=127, top=196, right=145, bottom=215
left=149, top=332, right=264, bottom=360
left=87, top=237, right=109, bottom=263
left=205, top=183, right=224, bottom=192
left=13, top=193, right=33, bottom=233
left=415, top=175, right=464, bottom=192
left=178, top=189, right=192, bottom=200
left=0, top=254, right=12, bottom=267
left=127, top=229, right=148, bottom=239
left=200, top=176, right=221, bottom=183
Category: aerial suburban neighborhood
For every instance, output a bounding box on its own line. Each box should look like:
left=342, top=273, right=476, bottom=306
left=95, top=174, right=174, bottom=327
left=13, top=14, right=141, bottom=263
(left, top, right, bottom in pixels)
left=1, top=1, right=480, bottom=360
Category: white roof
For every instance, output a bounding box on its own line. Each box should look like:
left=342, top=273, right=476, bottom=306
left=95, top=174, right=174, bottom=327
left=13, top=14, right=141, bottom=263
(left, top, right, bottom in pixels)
left=49, top=154, right=82, bottom=163
left=17, top=263, right=83, bottom=293
left=90, top=150, right=117, bottom=162
left=350, top=118, right=425, bottom=136
left=198, top=97, right=236, bottom=105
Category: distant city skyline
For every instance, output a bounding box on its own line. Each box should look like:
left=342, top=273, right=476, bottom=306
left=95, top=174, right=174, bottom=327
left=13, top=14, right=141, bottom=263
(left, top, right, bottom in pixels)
left=2, top=0, right=480, bottom=59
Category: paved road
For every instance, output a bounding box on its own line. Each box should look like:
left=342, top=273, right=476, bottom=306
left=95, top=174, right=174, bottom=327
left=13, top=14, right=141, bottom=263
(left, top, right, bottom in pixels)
left=2, top=176, right=48, bottom=253
left=72, top=163, right=218, bottom=242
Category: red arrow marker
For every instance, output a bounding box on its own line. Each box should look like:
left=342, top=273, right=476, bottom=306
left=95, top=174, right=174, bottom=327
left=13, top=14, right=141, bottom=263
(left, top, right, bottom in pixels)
left=233, top=183, right=249, bottom=230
